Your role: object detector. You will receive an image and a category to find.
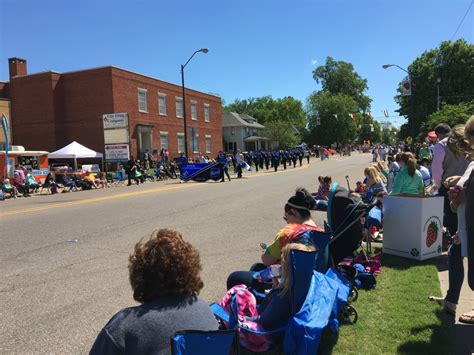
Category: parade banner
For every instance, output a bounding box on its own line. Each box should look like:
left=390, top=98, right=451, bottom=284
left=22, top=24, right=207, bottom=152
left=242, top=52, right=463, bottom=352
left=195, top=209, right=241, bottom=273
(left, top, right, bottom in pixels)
left=180, top=162, right=222, bottom=182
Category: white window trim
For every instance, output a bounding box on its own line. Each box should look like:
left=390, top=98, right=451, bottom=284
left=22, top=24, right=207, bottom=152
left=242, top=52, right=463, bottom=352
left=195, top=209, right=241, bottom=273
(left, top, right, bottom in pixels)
left=204, top=103, right=210, bottom=122
left=205, top=135, right=211, bottom=154
left=192, top=134, right=199, bottom=153
left=138, top=88, right=148, bottom=113
left=176, top=97, right=183, bottom=118
left=158, top=93, right=167, bottom=116
left=160, top=131, right=169, bottom=149
left=191, top=100, right=198, bottom=121
left=177, top=133, right=185, bottom=153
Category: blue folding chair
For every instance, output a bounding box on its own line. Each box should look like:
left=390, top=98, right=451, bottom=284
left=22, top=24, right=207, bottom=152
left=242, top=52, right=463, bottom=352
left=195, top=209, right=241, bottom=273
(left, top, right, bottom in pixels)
left=170, top=329, right=239, bottom=355
left=210, top=250, right=350, bottom=354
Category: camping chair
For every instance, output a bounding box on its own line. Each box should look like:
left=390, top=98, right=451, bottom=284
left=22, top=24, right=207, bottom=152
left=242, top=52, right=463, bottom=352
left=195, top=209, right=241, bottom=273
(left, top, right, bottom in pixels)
left=211, top=250, right=350, bottom=354
left=170, top=329, right=239, bottom=355
left=111, top=171, right=126, bottom=186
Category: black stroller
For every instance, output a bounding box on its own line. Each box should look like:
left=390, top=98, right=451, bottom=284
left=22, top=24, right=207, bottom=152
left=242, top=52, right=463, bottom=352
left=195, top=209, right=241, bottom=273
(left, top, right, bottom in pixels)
left=314, top=182, right=378, bottom=323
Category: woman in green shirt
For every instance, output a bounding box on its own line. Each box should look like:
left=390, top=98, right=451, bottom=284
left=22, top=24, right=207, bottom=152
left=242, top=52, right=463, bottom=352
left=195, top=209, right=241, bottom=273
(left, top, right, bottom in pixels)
left=390, top=153, right=424, bottom=195
left=418, top=142, right=432, bottom=161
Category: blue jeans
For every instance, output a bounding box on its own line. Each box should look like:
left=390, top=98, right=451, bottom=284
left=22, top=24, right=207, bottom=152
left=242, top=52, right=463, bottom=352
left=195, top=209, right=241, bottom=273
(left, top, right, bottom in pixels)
left=445, top=243, right=464, bottom=304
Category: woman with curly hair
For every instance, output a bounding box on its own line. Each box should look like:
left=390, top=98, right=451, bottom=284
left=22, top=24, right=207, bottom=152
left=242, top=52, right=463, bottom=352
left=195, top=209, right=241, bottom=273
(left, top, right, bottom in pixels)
left=90, top=229, right=218, bottom=354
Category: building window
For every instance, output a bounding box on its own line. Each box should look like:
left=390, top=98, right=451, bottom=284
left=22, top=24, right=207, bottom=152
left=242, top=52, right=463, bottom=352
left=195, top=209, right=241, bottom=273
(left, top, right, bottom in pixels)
left=205, top=135, right=211, bottom=153
left=160, top=131, right=169, bottom=149
left=176, top=97, right=183, bottom=118
left=204, top=104, right=210, bottom=122
left=231, top=127, right=235, bottom=135
left=177, top=133, right=185, bottom=153
left=191, top=101, right=198, bottom=120
left=191, top=134, right=199, bottom=153
left=158, top=93, right=167, bottom=115
left=138, top=88, right=148, bottom=113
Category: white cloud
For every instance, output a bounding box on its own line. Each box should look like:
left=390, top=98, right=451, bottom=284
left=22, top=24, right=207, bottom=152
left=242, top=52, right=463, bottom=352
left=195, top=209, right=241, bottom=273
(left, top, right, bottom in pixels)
left=311, top=59, right=318, bottom=66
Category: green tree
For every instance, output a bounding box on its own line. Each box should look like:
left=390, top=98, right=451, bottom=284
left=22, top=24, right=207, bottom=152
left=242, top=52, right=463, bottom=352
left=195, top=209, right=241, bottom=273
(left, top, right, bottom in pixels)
left=312, top=56, right=371, bottom=111
left=357, top=117, right=382, bottom=144
left=223, top=95, right=307, bottom=145
left=306, top=92, right=359, bottom=146
left=263, top=121, right=299, bottom=149
left=421, top=100, right=474, bottom=133
left=395, top=39, right=474, bottom=139
left=306, top=57, right=372, bottom=145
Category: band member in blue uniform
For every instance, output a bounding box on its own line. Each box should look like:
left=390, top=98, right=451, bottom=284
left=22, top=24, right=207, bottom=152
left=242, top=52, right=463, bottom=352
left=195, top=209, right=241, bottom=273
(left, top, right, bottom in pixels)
left=271, top=149, right=280, bottom=172
left=217, top=151, right=231, bottom=182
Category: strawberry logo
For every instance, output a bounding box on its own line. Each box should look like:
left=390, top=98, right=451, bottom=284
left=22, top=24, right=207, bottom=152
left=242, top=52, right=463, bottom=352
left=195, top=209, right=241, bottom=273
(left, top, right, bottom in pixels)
left=426, top=221, right=439, bottom=248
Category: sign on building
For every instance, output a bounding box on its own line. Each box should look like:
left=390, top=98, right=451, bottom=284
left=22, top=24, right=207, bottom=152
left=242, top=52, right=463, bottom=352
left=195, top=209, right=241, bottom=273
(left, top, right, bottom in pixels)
left=105, top=144, right=130, bottom=162
left=103, top=113, right=128, bottom=129
left=103, top=112, right=130, bottom=162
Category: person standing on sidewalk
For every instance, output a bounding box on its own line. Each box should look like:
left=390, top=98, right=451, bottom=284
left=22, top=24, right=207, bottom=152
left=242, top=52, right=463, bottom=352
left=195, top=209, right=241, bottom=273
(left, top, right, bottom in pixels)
left=460, top=143, right=474, bottom=323
left=430, top=121, right=473, bottom=319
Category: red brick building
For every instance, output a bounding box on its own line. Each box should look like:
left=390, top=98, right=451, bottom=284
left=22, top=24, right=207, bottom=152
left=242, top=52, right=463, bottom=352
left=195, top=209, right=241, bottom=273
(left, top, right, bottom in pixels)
left=2, top=57, right=222, bottom=161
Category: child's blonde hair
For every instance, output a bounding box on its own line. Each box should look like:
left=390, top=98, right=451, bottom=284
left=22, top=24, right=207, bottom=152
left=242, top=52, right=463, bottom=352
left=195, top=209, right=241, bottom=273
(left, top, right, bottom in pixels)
left=279, top=243, right=316, bottom=296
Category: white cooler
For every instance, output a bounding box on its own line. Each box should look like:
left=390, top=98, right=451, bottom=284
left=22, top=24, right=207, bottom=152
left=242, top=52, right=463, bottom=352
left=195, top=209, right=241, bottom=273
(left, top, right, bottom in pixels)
left=383, top=194, right=444, bottom=261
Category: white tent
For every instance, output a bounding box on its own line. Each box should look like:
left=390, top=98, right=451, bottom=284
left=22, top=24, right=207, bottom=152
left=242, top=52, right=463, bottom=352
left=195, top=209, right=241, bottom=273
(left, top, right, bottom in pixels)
left=48, top=141, right=103, bottom=170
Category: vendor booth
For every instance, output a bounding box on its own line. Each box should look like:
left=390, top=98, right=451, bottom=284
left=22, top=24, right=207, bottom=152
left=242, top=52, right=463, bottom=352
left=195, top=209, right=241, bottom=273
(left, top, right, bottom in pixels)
left=0, top=146, right=49, bottom=182
left=383, top=194, right=444, bottom=261
left=48, top=141, right=103, bottom=170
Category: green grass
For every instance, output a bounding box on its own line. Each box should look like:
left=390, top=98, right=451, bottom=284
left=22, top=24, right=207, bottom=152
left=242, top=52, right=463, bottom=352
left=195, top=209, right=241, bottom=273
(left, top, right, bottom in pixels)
left=330, top=254, right=452, bottom=355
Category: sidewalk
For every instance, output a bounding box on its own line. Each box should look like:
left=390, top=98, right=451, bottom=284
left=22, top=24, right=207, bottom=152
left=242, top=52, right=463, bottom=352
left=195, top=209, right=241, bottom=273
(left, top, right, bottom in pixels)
left=436, top=255, right=474, bottom=355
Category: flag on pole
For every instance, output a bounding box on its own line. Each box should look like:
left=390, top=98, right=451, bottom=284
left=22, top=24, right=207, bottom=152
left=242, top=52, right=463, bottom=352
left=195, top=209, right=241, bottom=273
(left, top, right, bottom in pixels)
left=383, top=109, right=389, bottom=118
left=401, top=76, right=412, bottom=96
left=241, top=161, right=252, bottom=172
left=333, top=114, right=338, bottom=119
left=1, top=113, right=9, bottom=177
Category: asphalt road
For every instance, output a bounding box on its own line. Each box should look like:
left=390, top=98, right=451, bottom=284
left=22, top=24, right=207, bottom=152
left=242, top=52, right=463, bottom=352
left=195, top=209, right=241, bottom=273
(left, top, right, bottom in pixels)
left=0, top=153, right=370, bottom=354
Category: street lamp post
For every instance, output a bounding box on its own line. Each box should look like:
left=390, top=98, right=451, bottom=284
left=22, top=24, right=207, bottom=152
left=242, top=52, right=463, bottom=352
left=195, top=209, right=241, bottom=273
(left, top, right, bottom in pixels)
left=382, top=63, right=415, bottom=142
left=181, top=48, right=208, bottom=159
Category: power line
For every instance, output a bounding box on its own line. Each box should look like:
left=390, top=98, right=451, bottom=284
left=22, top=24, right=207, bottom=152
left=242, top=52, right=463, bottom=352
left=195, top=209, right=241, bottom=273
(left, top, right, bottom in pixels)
left=450, top=0, right=474, bottom=41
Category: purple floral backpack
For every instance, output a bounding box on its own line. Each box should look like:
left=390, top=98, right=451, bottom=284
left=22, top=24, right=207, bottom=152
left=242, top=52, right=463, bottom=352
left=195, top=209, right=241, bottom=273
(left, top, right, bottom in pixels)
left=218, top=284, right=273, bottom=352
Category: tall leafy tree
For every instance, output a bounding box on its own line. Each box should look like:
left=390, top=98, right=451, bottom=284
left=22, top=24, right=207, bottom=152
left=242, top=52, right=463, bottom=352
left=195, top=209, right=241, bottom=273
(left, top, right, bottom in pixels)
left=395, top=39, right=474, bottom=139
left=223, top=95, right=307, bottom=144
left=422, top=100, right=474, bottom=133
left=306, top=57, right=372, bottom=145
left=263, top=121, right=300, bottom=149
left=312, top=56, right=371, bottom=111
left=306, top=92, right=359, bottom=146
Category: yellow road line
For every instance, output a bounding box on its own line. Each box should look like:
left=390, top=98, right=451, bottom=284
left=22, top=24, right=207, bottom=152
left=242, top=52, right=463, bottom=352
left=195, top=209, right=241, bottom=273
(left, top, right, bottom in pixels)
left=0, top=162, right=312, bottom=217
left=0, top=183, right=202, bottom=217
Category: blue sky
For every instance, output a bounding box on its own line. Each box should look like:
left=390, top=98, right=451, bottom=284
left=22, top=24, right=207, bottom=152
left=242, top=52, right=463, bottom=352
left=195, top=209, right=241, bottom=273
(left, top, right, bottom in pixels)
left=1, top=0, right=473, bottom=127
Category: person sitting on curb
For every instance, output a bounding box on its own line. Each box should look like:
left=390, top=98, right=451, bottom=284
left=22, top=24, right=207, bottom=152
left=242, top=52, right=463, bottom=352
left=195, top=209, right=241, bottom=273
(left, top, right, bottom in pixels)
left=2, top=178, right=18, bottom=199
left=226, top=188, right=322, bottom=293
left=26, top=173, right=40, bottom=193
left=90, top=229, right=218, bottom=354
